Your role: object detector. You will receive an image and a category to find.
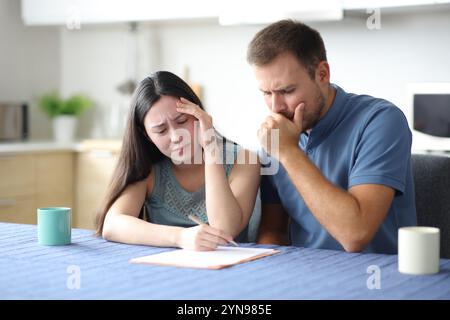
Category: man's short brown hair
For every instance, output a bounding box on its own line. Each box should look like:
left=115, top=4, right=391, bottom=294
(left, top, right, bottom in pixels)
left=247, top=20, right=327, bottom=79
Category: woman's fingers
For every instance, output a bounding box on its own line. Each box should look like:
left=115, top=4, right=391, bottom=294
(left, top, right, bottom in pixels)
left=196, top=240, right=218, bottom=251
left=176, top=100, right=204, bottom=120
left=176, top=98, right=210, bottom=120
left=202, top=232, right=229, bottom=246
left=179, top=97, right=196, bottom=105
left=200, top=224, right=234, bottom=244
left=176, top=98, right=214, bottom=150
left=184, top=225, right=235, bottom=251
left=176, top=97, right=197, bottom=110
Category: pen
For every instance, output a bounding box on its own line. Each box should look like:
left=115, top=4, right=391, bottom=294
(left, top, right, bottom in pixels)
left=187, top=214, right=239, bottom=247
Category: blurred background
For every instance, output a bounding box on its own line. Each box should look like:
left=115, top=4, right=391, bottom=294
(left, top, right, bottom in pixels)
left=1, top=0, right=450, bottom=229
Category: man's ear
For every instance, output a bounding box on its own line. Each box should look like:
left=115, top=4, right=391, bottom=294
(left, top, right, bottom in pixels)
left=315, top=61, right=330, bottom=83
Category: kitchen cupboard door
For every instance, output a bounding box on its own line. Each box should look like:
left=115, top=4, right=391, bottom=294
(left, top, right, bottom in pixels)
left=0, top=154, right=36, bottom=197
left=35, top=152, right=74, bottom=210
left=75, top=149, right=118, bottom=230
left=0, top=151, right=73, bottom=225
left=0, top=154, right=36, bottom=224
left=0, top=194, right=36, bottom=224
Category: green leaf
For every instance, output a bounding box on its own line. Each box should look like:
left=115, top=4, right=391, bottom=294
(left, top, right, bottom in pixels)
left=37, top=91, right=93, bottom=118
left=62, top=95, right=93, bottom=116
left=37, top=91, right=63, bottom=118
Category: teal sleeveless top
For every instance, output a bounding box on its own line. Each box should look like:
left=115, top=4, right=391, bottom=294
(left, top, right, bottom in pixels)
left=143, top=143, right=250, bottom=242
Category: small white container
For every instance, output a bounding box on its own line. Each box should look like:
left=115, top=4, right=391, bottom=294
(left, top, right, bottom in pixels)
left=53, top=115, right=77, bottom=143
left=398, top=226, right=440, bottom=275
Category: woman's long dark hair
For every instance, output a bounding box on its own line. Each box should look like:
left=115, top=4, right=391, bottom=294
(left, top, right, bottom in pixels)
left=95, top=71, right=204, bottom=236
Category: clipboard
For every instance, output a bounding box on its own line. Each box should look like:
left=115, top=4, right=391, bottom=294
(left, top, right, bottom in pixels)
left=130, top=246, right=280, bottom=270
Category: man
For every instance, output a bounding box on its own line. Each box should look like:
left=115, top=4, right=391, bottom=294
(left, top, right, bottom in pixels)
left=249, top=20, right=416, bottom=254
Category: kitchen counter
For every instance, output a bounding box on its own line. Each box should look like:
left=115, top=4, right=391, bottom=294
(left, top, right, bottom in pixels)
left=0, top=139, right=121, bottom=155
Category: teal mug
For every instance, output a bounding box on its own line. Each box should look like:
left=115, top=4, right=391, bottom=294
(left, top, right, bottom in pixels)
left=37, top=207, right=71, bottom=245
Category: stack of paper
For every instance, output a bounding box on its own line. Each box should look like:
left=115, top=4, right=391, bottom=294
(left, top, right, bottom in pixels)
left=130, top=246, right=280, bottom=269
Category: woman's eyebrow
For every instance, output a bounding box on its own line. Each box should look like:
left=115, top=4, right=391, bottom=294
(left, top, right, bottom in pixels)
left=171, top=114, right=186, bottom=121
left=150, top=114, right=186, bottom=128
left=150, top=122, right=165, bottom=129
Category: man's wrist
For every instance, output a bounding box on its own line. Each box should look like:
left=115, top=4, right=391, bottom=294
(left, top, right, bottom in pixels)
left=279, top=144, right=303, bottom=164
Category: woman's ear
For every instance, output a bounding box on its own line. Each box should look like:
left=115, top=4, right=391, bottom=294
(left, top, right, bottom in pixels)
left=139, top=126, right=152, bottom=142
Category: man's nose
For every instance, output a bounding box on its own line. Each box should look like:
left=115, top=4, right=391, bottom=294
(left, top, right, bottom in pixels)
left=270, top=94, right=286, bottom=113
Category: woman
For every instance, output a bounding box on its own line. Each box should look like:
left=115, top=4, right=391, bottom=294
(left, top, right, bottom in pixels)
left=96, top=71, right=260, bottom=251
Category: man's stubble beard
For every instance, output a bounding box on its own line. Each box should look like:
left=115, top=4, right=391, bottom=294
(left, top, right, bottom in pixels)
left=302, top=85, right=326, bottom=132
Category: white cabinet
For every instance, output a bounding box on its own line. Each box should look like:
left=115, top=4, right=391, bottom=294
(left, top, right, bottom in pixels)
left=21, top=0, right=219, bottom=26
left=20, top=1, right=346, bottom=27
left=21, top=0, right=450, bottom=26
left=21, top=0, right=346, bottom=26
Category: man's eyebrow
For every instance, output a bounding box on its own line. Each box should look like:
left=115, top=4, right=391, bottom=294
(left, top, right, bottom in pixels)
left=275, top=85, right=296, bottom=92
left=150, top=114, right=186, bottom=128
left=259, top=85, right=296, bottom=93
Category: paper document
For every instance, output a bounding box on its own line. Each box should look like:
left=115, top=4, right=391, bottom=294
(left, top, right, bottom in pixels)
left=130, top=246, right=280, bottom=269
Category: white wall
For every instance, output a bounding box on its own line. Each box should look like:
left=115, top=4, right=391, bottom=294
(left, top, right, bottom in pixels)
left=60, top=23, right=160, bottom=139
left=2, top=2, right=449, bottom=143
left=0, top=0, right=60, bottom=139
left=157, top=22, right=263, bottom=150
left=321, top=9, right=450, bottom=108
left=156, top=10, right=450, bottom=150
left=55, top=8, right=450, bottom=146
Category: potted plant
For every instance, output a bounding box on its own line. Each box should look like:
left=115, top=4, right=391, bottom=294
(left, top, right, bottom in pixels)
left=38, top=91, right=93, bottom=142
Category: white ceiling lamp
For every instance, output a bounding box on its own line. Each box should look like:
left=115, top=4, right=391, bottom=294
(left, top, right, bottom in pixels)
left=342, top=0, right=450, bottom=10
left=218, top=0, right=343, bottom=26
left=117, top=22, right=139, bottom=96
left=22, top=0, right=219, bottom=25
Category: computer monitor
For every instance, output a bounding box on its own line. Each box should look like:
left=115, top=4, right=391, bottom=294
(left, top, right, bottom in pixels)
left=404, top=83, right=450, bottom=152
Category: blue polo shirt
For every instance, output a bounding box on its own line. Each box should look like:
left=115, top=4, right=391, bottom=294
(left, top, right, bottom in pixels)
left=261, top=84, right=417, bottom=254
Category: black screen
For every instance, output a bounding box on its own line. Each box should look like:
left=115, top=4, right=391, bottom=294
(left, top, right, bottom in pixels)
left=413, top=94, right=450, bottom=138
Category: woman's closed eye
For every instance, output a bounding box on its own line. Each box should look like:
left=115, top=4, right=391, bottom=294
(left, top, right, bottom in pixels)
left=154, top=128, right=167, bottom=135
left=154, top=121, right=187, bottom=135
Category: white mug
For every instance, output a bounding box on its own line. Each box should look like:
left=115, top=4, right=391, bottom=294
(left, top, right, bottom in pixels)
left=398, top=227, right=440, bottom=275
